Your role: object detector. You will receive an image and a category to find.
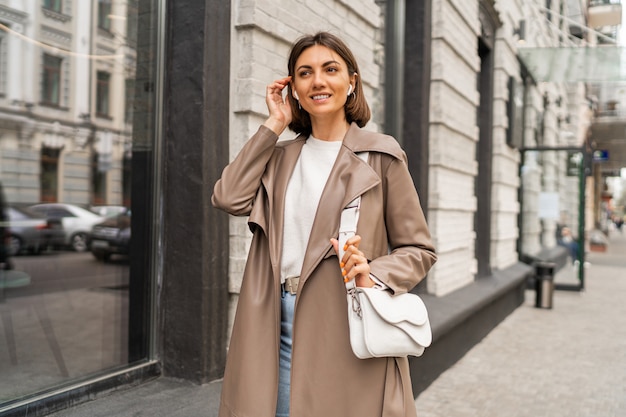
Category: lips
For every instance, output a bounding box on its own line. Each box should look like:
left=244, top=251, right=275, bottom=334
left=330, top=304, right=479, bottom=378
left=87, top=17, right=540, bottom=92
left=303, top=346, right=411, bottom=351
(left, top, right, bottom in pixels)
left=311, top=94, right=331, bottom=100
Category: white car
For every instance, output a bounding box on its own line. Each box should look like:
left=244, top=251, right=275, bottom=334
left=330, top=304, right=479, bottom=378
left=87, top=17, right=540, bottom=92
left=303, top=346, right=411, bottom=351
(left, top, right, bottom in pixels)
left=90, top=205, right=128, bottom=218
left=28, top=203, right=104, bottom=252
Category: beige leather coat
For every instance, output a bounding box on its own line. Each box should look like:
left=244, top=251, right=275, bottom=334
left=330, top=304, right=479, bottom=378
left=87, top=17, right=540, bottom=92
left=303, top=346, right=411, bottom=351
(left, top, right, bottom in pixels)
left=212, top=123, right=437, bottom=417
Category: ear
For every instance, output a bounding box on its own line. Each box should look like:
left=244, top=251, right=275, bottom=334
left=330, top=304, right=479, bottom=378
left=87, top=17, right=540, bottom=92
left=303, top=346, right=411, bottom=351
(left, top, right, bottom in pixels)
left=349, top=73, right=358, bottom=93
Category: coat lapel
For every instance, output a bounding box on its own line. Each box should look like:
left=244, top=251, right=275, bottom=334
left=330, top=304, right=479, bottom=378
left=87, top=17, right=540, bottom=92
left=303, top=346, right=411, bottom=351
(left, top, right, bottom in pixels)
left=299, top=126, right=381, bottom=286
left=263, top=136, right=305, bottom=282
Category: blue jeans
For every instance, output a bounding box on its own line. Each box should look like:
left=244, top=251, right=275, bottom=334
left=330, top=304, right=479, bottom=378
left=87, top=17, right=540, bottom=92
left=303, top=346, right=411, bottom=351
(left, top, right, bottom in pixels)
left=276, top=291, right=295, bottom=417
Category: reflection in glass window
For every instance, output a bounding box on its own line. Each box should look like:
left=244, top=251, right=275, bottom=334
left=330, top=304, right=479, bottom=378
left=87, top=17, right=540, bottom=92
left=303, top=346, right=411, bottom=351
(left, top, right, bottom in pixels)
left=96, top=71, right=110, bottom=116
left=98, top=0, right=112, bottom=31
left=42, top=54, right=62, bottom=106
left=1, top=0, right=158, bottom=408
left=43, top=0, right=63, bottom=13
left=40, top=147, right=60, bottom=202
left=0, top=33, right=6, bottom=96
left=92, top=152, right=107, bottom=205
left=125, top=79, right=134, bottom=123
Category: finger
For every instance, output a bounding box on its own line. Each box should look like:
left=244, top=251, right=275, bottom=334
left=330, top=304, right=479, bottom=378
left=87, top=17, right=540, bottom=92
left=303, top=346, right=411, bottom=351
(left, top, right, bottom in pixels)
left=343, top=259, right=370, bottom=282
left=275, top=75, right=292, bottom=85
left=343, top=252, right=366, bottom=273
left=266, top=84, right=285, bottom=96
left=330, top=238, right=339, bottom=256
left=342, top=252, right=367, bottom=277
left=342, top=235, right=361, bottom=251
left=269, top=77, right=292, bottom=91
left=341, top=243, right=364, bottom=267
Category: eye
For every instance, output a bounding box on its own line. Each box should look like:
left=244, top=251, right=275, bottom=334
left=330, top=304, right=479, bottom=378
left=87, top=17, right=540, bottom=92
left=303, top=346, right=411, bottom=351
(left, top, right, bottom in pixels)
left=298, top=70, right=311, bottom=77
left=326, top=67, right=338, bottom=73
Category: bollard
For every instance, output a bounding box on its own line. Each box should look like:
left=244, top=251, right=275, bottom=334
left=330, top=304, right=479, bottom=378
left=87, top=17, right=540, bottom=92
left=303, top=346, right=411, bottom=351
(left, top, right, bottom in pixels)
left=534, top=261, right=555, bottom=309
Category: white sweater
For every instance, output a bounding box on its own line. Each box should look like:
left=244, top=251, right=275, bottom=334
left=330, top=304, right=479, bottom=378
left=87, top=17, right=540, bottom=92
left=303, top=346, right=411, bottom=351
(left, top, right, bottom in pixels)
left=280, top=136, right=342, bottom=283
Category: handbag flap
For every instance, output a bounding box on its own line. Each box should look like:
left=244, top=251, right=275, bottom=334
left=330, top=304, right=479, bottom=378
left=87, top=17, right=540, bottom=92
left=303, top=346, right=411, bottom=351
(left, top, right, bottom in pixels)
left=358, top=288, right=432, bottom=350
left=359, top=288, right=429, bottom=326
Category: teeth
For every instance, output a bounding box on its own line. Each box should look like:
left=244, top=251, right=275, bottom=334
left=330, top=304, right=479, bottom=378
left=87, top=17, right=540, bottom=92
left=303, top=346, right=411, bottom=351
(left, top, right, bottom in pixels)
left=312, top=95, right=330, bottom=100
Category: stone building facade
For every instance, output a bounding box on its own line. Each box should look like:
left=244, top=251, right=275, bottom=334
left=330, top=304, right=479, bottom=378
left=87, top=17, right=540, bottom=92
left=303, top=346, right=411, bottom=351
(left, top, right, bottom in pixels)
left=1, top=0, right=599, bottom=414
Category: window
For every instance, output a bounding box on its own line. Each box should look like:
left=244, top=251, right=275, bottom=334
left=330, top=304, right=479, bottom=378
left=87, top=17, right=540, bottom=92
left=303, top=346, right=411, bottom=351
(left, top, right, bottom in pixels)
left=0, top=34, right=6, bottom=96
left=126, top=0, right=139, bottom=48
left=124, top=79, right=134, bottom=123
left=43, top=0, right=63, bottom=13
left=96, top=71, right=110, bottom=116
left=1, top=0, right=161, bottom=410
left=91, top=152, right=107, bottom=205
left=40, top=147, right=60, bottom=202
left=506, top=76, right=525, bottom=149
left=42, top=54, right=62, bottom=106
left=98, top=0, right=112, bottom=30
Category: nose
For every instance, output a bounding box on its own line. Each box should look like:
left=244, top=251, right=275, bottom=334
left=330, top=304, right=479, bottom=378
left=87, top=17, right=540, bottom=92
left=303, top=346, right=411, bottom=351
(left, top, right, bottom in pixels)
left=311, top=70, right=325, bottom=88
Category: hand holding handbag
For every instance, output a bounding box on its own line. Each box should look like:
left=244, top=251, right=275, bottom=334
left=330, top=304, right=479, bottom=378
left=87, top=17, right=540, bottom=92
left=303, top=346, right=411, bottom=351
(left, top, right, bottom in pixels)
left=337, top=153, right=432, bottom=359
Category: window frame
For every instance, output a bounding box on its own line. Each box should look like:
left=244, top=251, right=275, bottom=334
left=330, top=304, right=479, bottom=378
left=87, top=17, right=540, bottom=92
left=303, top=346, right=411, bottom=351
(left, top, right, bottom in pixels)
left=42, top=54, right=63, bottom=106
left=96, top=70, right=111, bottom=117
left=98, top=0, right=112, bottom=31
left=43, top=0, right=63, bottom=13
left=40, top=147, right=61, bottom=203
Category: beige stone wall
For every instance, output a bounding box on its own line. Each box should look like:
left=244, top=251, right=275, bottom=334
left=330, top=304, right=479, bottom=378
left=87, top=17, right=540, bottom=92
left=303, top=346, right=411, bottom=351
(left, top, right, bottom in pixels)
left=226, top=0, right=384, bottom=341
left=427, top=0, right=481, bottom=296
left=223, top=0, right=591, bottom=320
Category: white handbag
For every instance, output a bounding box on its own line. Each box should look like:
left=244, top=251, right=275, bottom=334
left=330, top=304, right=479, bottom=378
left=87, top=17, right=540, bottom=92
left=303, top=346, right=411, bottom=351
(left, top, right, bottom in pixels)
left=338, top=153, right=432, bottom=359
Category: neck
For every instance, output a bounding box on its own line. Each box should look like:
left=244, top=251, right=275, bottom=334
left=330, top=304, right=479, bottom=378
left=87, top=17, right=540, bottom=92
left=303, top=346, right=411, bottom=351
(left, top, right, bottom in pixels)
left=310, top=115, right=350, bottom=142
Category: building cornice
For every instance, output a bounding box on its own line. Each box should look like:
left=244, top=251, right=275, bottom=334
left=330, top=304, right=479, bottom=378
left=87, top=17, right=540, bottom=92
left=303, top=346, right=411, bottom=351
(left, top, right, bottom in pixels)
left=41, top=24, right=72, bottom=47
left=0, top=4, right=27, bottom=25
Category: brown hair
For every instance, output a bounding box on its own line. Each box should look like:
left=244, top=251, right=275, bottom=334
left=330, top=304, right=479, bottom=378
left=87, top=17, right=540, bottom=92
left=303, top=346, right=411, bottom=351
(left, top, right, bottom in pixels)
left=287, top=32, right=371, bottom=135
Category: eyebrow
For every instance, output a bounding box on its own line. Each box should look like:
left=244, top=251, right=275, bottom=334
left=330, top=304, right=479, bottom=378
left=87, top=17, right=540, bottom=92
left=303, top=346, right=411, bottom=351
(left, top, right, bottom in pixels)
left=296, top=60, right=342, bottom=72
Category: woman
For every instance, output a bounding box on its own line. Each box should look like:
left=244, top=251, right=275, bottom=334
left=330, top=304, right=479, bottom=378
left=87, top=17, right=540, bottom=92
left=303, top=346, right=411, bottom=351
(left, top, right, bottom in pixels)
left=212, top=32, right=437, bottom=417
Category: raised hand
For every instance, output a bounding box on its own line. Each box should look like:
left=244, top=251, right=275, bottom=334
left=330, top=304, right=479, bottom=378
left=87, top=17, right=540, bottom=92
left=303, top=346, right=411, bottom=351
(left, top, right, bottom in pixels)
left=263, top=76, right=293, bottom=136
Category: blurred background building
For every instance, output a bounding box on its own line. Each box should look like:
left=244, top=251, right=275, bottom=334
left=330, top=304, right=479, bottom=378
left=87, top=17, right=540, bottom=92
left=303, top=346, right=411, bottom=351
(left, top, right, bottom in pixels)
left=1, top=0, right=625, bottom=415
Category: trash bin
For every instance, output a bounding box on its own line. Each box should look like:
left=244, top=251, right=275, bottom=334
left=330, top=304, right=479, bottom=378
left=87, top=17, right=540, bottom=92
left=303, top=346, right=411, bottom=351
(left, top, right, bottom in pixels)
left=534, top=261, right=555, bottom=309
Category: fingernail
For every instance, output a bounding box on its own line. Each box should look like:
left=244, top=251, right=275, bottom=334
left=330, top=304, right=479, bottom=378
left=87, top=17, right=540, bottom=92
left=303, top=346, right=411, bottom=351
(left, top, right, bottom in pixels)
left=344, top=277, right=349, bottom=283
left=342, top=269, right=347, bottom=276
left=340, top=262, right=345, bottom=268
left=343, top=244, right=348, bottom=250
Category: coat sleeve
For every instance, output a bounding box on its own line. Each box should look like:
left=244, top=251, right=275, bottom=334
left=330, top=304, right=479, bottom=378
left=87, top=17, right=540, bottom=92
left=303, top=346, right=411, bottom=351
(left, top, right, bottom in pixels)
left=211, top=125, right=279, bottom=216
left=368, top=157, right=437, bottom=294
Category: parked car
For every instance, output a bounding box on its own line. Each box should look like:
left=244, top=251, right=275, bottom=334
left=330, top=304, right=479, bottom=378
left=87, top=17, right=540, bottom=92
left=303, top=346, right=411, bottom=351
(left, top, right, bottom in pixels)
left=28, top=203, right=104, bottom=252
left=0, top=184, right=12, bottom=267
left=89, top=205, right=128, bottom=218
left=4, top=205, right=65, bottom=256
left=90, top=210, right=131, bottom=262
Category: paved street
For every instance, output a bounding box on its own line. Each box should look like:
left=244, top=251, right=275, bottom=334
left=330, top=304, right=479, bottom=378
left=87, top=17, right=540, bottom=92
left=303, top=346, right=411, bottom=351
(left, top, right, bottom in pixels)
left=415, top=230, right=626, bottom=417
left=46, top=230, right=626, bottom=417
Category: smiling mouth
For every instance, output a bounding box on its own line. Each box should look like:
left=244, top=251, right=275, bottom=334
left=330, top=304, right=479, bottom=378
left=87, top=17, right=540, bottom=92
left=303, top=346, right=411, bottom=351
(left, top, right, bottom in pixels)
left=311, top=94, right=330, bottom=100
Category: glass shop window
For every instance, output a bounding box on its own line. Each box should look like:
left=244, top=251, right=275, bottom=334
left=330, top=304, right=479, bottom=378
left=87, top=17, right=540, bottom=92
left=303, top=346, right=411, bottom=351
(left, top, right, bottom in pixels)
left=0, top=0, right=160, bottom=411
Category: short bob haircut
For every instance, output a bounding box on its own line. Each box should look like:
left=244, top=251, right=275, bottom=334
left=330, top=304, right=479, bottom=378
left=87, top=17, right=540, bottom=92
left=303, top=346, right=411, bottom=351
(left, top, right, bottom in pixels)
left=287, top=32, right=371, bottom=136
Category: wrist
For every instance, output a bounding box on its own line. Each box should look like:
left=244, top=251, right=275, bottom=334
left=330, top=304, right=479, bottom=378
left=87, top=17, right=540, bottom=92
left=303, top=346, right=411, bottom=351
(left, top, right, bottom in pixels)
left=263, top=117, right=287, bottom=136
left=356, top=274, right=376, bottom=288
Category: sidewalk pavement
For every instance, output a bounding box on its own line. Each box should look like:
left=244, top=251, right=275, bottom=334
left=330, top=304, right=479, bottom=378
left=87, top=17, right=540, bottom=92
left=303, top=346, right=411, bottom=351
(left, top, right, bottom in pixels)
left=415, top=230, right=626, bottom=417
left=50, top=231, right=626, bottom=417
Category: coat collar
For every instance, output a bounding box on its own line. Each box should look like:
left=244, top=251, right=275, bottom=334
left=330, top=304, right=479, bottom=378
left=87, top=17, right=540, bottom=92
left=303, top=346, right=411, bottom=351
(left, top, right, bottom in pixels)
left=341, top=122, right=406, bottom=161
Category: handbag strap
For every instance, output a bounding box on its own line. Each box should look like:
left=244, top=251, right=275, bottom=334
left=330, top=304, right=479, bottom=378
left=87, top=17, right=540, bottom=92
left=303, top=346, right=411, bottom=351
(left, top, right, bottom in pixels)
left=338, top=152, right=368, bottom=293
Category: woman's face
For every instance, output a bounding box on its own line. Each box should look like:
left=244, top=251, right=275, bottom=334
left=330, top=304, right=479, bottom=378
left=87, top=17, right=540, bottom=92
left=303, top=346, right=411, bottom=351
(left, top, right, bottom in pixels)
left=292, top=44, right=355, bottom=122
